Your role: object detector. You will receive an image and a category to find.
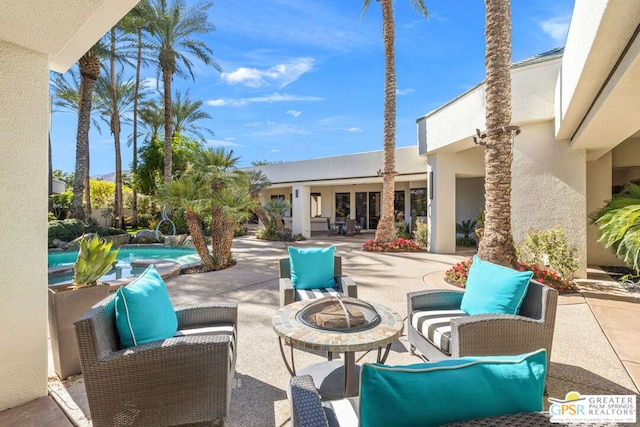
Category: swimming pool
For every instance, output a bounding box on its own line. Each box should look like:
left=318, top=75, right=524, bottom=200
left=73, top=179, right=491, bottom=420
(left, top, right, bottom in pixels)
left=48, top=246, right=200, bottom=285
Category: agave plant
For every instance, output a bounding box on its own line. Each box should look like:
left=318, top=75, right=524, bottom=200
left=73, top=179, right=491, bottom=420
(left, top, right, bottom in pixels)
left=73, top=235, right=119, bottom=288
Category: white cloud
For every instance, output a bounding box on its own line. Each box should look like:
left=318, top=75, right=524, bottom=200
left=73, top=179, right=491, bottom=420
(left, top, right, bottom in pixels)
left=207, top=93, right=323, bottom=107
left=141, top=77, right=158, bottom=90
left=540, top=15, right=571, bottom=44
left=345, top=127, right=363, bottom=133
left=221, top=57, right=315, bottom=88
left=206, top=139, right=241, bottom=147
left=270, top=149, right=280, bottom=154
left=396, top=88, right=414, bottom=96
left=287, top=110, right=302, bottom=118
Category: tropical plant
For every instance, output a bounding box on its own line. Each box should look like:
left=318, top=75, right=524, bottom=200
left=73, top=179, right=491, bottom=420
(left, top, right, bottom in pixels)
left=395, top=222, right=411, bottom=239
left=592, top=182, right=640, bottom=276
left=145, top=0, right=220, bottom=184
left=50, top=191, right=74, bottom=220
left=263, top=198, right=291, bottom=236
left=246, top=169, right=272, bottom=227
left=413, top=219, right=428, bottom=247
left=172, top=89, right=213, bottom=141
left=518, top=227, right=580, bottom=281
left=73, top=236, right=119, bottom=288
left=362, top=0, right=428, bottom=244
left=456, top=219, right=477, bottom=247
left=475, top=0, right=519, bottom=268
left=156, top=175, right=215, bottom=269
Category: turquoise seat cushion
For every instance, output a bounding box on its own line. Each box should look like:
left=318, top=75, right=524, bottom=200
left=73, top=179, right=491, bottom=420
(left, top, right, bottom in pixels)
left=288, top=246, right=336, bottom=290
left=359, top=349, right=547, bottom=427
left=115, top=265, right=178, bottom=348
left=460, top=256, right=533, bottom=315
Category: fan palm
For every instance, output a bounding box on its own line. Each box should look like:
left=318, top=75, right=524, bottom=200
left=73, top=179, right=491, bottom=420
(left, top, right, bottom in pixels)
left=362, top=0, right=428, bottom=243
left=263, top=198, right=291, bottom=235
left=145, top=0, right=221, bottom=184
left=476, top=0, right=518, bottom=267
left=156, top=175, right=215, bottom=269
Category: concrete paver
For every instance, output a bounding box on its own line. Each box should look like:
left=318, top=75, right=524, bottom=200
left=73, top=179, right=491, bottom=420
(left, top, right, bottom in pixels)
left=18, top=234, right=640, bottom=426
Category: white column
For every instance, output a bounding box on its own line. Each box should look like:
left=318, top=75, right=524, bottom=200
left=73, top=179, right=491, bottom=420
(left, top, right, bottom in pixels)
left=0, top=40, right=49, bottom=409
left=292, top=185, right=311, bottom=238
left=427, top=153, right=457, bottom=254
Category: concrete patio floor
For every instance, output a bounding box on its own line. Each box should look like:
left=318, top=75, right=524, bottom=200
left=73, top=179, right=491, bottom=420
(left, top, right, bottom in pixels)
left=36, top=233, right=640, bottom=426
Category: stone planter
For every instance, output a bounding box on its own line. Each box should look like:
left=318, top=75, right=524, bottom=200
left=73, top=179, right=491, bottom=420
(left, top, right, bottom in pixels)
left=48, top=284, right=112, bottom=379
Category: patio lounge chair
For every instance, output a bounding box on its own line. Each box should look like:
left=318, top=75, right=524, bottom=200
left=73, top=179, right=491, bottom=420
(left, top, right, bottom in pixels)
left=407, top=278, right=558, bottom=364
left=279, top=255, right=357, bottom=306
left=74, top=295, right=237, bottom=427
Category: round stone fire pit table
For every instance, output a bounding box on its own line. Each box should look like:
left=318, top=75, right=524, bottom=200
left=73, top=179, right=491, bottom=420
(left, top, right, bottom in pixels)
left=272, top=296, right=404, bottom=399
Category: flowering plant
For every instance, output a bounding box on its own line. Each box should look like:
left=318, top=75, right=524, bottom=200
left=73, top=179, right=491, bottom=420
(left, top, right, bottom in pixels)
left=362, top=238, right=421, bottom=252
left=444, top=257, right=578, bottom=294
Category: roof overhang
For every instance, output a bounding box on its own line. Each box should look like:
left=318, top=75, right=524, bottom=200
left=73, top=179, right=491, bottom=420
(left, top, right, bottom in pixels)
left=1, top=0, right=140, bottom=73
left=266, top=173, right=428, bottom=189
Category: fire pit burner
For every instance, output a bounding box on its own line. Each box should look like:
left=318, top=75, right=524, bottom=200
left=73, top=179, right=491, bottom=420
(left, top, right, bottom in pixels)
left=296, top=296, right=381, bottom=332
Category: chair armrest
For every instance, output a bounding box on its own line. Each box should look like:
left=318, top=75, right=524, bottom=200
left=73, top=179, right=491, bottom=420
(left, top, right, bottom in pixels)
left=407, top=289, right=464, bottom=313
left=280, top=278, right=295, bottom=306
left=336, top=275, right=357, bottom=299
left=175, top=301, right=237, bottom=330
left=289, top=375, right=329, bottom=427
left=450, top=314, right=548, bottom=358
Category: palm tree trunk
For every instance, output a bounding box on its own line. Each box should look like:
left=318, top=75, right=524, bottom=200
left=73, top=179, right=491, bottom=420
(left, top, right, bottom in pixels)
left=251, top=198, right=270, bottom=228
left=184, top=209, right=215, bottom=270
left=131, top=29, right=142, bottom=228
left=163, top=69, right=173, bottom=184
left=374, top=0, right=398, bottom=244
left=48, top=133, right=53, bottom=212
left=218, top=215, right=236, bottom=268
left=476, top=0, right=518, bottom=268
left=84, top=155, right=91, bottom=219
left=211, top=205, right=224, bottom=265
left=110, top=28, right=124, bottom=230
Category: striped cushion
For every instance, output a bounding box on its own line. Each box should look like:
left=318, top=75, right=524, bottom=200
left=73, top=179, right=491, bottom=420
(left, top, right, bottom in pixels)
left=295, top=287, right=341, bottom=301
left=322, top=397, right=359, bottom=427
left=410, top=309, right=468, bottom=354
left=174, top=325, right=236, bottom=365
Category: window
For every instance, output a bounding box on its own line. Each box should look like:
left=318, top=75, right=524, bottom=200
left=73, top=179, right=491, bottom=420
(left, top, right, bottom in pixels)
left=410, top=188, right=427, bottom=217
left=311, top=193, right=322, bottom=217
left=335, top=193, right=350, bottom=221
left=394, top=191, right=405, bottom=222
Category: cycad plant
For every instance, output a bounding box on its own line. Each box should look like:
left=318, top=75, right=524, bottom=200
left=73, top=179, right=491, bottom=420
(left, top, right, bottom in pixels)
left=592, top=182, right=640, bottom=276
left=73, top=235, right=119, bottom=288
left=456, top=219, right=477, bottom=247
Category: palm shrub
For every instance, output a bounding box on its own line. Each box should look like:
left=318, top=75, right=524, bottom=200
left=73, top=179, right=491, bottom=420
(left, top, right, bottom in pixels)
left=413, top=219, right=428, bottom=247
left=261, top=198, right=291, bottom=237
left=456, top=219, right=477, bottom=247
left=517, top=227, right=580, bottom=281
left=592, top=183, right=640, bottom=276
left=73, top=236, right=119, bottom=288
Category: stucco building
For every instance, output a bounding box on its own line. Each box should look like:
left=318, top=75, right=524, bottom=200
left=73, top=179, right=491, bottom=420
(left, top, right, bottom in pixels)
left=261, top=1, right=640, bottom=277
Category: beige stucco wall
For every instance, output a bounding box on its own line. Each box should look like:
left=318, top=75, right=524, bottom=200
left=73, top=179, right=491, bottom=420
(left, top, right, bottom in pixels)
left=511, top=121, right=588, bottom=277
left=456, top=178, right=484, bottom=228
left=0, top=40, right=49, bottom=410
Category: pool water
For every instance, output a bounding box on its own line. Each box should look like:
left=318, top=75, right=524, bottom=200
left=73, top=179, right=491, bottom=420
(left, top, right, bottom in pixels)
left=48, top=246, right=200, bottom=285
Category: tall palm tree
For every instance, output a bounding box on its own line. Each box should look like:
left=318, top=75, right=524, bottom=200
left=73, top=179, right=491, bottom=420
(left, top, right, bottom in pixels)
left=145, top=0, right=221, bottom=184
left=475, top=0, right=518, bottom=268
left=119, top=0, right=155, bottom=227
left=70, top=42, right=107, bottom=220
left=172, top=89, right=213, bottom=141
left=362, top=0, right=428, bottom=243
left=94, top=70, right=138, bottom=229
left=156, top=175, right=216, bottom=270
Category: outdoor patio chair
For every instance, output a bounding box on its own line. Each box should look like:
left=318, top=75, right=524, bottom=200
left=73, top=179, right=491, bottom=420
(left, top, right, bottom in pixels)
left=407, top=278, right=558, bottom=364
left=327, top=218, right=339, bottom=235
left=74, top=294, right=237, bottom=427
left=344, top=218, right=361, bottom=236
left=279, top=255, right=357, bottom=306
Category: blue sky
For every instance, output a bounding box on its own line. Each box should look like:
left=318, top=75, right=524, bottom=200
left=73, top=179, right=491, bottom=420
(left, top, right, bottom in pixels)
left=50, top=0, right=575, bottom=176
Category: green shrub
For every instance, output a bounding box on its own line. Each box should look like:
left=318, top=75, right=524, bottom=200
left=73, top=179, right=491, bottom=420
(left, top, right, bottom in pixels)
left=234, top=224, right=248, bottom=237
left=171, top=208, right=189, bottom=234
left=48, top=212, right=57, bottom=221
left=395, top=222, right=411, bottom=239
left=517, top=227, right=580, bottom=281
left=137, top=213, right=152, bottom=229
left=255, top=227, right=283, bottom=241
left=456, top=219, right=477, bottom=247
left=413, top=220, right=428, bottom=247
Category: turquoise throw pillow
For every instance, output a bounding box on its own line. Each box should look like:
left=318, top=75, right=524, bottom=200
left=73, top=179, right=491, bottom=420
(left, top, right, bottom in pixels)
left=359, top=349, right=547, bottom=427
left=288, top=246, right=336, bottom=290
left=115, top=265, right=178, bottom=348
left=460, top=256, right=533, bottom=315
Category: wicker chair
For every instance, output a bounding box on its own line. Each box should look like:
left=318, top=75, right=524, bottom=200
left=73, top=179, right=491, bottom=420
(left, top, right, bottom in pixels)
left=74, top=294, right=237, bottom=427
left=288, top=375, right=612, bottom=427
left=279, top=256, right=357, bottom=306
left=407, top=279, right=558, bottom=364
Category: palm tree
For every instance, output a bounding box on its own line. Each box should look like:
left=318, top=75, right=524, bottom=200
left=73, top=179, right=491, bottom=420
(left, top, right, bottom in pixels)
left=94, top=70, right=138, bottom=229
left=362, top=0, right=428, bottom=243
left=156, top=175, right=216, bottom=270
left=119, top=0, right=155, bottom=227
left=145, top=0, right=221, bottom=184
left=246, top=169, right=272, bottom=228
left=172, top=89, right=213, bottom=141
left=70, top=42, right=107, bottom=220
left=475, top=0, right=518, bottom=268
